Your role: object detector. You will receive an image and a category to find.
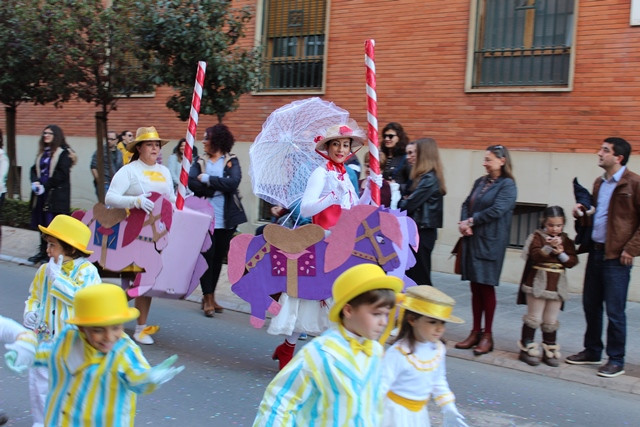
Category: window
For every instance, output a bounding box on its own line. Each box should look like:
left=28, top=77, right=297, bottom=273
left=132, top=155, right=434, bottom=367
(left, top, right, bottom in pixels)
left=509, top=203, right=547, bottom=248
left=260, top=0, right=327, bottom=91
left=466, top=0, right=576, bottom=90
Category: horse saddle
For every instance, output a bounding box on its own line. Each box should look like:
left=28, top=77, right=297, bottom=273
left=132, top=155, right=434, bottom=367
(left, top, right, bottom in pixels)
left=92, top=203, right=128, bottom=228
left=263, top=223, right=325, bottom=254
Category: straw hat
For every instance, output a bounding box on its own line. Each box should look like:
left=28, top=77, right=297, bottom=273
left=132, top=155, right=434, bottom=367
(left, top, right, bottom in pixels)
left=38, top=214, right=93, bottom=255
left=126, top=126, right=170, bottom=152
left=67, top=284, right=140, bottom=326
left=397, top=286, right=464, bottom=324
left=315, top=119, right=366, bottom=153
left=329, top=264, right=403, bottom=322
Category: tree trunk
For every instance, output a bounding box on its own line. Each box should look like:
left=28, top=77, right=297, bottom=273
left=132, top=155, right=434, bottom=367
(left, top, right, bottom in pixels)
left=4, top=106, right=19, bottom=200
left=95, top=111, right=107, bottom=203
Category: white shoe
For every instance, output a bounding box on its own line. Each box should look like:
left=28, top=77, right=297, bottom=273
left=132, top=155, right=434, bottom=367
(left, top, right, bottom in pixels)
left=134, top=325, right=155, bottom=345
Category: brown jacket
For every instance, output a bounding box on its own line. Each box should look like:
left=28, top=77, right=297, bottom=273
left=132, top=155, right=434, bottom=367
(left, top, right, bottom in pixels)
left=592, top=168, right=640, bottom=259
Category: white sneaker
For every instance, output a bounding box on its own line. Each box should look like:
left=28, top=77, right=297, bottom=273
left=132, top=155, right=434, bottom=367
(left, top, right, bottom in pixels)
left=134, top=325, right=155, bottom=345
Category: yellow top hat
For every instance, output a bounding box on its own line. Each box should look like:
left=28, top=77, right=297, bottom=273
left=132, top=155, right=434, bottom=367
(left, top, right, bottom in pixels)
left=315, top=119, right=366, bottom=154
left=38, top=215, right=93, bottom=255
left=67, top=284, right=140, bottom=326
left=397, top=286, right=464, bottom=324
left=126, top=126, right=170, bottom=153
left=329, top=264, right=403, bottom=322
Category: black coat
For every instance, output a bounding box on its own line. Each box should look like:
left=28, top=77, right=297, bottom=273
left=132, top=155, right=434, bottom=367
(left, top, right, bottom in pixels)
left=30, top=147, right=72, bottom=215
left=188, top=154, right=247, bottom=229
left=460, top=175, right=517, bottom=286
left=398, top=171, right=443, bottom=229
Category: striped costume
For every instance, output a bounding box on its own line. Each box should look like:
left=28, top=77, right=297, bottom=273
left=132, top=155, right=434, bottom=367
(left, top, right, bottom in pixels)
left=381, top=340, right=455, bottom=427
left=253, top=326, right=386, bottom=426
left=35, top=326, right=158, bottom=426
left=24, top=258, right=101, bottom=426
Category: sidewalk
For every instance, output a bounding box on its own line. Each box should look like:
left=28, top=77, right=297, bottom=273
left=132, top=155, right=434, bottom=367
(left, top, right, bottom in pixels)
left=2, top=225, right=640, bottom=395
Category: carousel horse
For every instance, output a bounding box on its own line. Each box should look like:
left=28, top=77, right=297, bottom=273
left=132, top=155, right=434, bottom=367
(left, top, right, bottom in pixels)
left=228, top=204, right=416, bottom=328
left=74, top=192, right=212, bottom=299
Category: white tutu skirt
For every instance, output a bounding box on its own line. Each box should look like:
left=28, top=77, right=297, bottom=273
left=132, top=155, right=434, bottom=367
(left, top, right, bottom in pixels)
left=381, top=397, right=431, bottom=427
left=267, top=294, right=332, bottom=336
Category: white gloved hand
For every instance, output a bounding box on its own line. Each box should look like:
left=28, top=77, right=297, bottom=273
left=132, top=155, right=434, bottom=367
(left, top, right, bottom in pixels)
left=4, top=332, right=37, bottom=374
left=442, top=403, right=469, bottom=427
left=148, top=354, right=184, bottom=385
left=23, top=311, right=40, bottom=330
left=32, top=182, right=45, bottom=196
left=45, top=254, right=64, bottom=282
left=134, top=194, right=154, bottom=214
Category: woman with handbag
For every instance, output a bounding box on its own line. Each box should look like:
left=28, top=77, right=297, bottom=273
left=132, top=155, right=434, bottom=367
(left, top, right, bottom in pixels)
left=455, top=145, right=517, bottom=355
left=188, top=124, right=247, bottom=317
left=28, top=125, right=76, bottom=264
left=398, top=138, right=446, bottom=286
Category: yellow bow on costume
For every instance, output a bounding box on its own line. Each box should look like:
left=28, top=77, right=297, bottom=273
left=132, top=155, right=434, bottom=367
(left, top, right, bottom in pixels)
left=339, top=325, right=373, bottom=356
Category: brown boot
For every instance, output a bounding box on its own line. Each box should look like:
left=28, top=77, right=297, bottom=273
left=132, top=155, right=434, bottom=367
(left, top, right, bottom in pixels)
left=518, top=324, right=540, bottom=366
left=473, top=332, right=493, bottom=355
left=202, top=293, right=215, bottom=317
left=212, top=295, right=224, bottom=313
left=455, top=330, right=482, bottom=349
left=541, top=329, right=560, bottom=367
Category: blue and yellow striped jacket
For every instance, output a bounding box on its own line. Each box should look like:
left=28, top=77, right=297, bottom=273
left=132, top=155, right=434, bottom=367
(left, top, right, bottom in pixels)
left=253, top=326, right=386, bottom=426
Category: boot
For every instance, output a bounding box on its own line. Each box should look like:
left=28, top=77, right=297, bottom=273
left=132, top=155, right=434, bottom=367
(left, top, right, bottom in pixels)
left=542, top=330, right=561, bottom=367
left=455, top=330, right=482, bottom=349
left=0, top=408, right=8, bottom=426
left=473, top=332, right=493, bottom=355
left=272, top=340, right=296, bottom=370
left=202, top=293, right=215, bottom=318
left=518, top=324, right=540, bottom=366
left=212, top=295, right=224, bottom=313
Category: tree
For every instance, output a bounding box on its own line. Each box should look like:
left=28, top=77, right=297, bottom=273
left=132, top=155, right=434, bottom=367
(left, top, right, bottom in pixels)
left=0, top=0, right=76, bottom=198
left=133, top=0, right=263, bottom=122
left=47, top=0, right=155, bottom=202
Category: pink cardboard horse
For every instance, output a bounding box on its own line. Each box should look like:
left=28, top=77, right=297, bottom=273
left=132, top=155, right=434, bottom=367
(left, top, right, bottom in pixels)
left=74, top=192, right=212, bottom=299
left=228, top=205, right=417, bottom=328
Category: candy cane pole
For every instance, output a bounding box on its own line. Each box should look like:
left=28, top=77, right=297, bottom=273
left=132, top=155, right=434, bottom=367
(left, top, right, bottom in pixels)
left=176, top=61, right=206, bottom=210
left=365, top=40, right=380, bottom=205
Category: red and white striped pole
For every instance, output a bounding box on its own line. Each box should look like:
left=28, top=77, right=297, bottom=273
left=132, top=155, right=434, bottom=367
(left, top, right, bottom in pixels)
left=365, top=40, right=380, bottom=205
left=176, top=61, right=206, bottom=210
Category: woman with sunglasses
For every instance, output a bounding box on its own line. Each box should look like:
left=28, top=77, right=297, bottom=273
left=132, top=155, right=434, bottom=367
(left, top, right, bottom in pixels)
left=380, top=122, right=410, bottom=185
left=455, top=145, right=517, bottom=355
left=28, top=125, right=76, bottom=264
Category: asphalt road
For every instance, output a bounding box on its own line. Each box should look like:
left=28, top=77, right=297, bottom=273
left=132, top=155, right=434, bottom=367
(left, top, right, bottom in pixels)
left=1, top=260, right=639, bottom=426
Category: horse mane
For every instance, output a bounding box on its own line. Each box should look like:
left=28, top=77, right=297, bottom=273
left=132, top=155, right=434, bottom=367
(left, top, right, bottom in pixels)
left=324, top=204, right=378, bottom=272
left=122, top=192, right=168, bottom=247
left=379, top=210, right=403, bottom=248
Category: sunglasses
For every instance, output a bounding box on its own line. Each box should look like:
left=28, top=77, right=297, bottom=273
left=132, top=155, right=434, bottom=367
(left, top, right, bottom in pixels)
left=488, top=145, right=505, bottom=158
left=43, top=131, right=54, bottom=136
left=383, top=133, right=397, bottom=139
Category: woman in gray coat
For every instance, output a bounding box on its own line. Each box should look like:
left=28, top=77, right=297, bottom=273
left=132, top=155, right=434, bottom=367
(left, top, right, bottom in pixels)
left=455, top=145, right=517, bottom=355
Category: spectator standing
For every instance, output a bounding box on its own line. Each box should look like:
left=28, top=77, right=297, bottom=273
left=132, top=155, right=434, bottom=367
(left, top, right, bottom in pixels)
left=455, top=145, right=517, bottom=355
left=168, top=138, right=187, bottom=192
left=398, top=138, right=446, bottom=286
left=90, top=130, right=123, bottom=199
left=380, top=122, right=409, bottom=185
left=0, top=129, right=8, bottom=233
left=565, top=137, right=640, bottom=378
left=117, top=130, right=134, bottom=165
left=28, top=125, right=75, bottom=264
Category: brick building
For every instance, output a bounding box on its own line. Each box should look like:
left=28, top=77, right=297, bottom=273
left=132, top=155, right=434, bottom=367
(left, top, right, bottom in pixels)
left=3, top=0, right=640, bottom=297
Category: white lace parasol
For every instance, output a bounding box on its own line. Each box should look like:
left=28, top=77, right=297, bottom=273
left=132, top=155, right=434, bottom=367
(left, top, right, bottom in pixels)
left=249, top=97, right=350, bottom=208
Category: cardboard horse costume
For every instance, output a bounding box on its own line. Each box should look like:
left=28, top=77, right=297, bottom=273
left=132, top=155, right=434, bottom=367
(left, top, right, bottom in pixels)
left=73, top=193, right=213, bottom=299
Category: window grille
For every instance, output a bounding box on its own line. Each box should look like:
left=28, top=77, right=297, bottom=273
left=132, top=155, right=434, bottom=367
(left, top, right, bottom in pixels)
left=260, top=0, right=327, bottom=91
left=509, top=203, right=547, bottom=248
left=470, top=0, right=575, bottom=88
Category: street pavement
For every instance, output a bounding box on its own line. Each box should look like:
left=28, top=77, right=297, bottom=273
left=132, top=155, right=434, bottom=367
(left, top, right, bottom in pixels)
left=2, top=225, right=640, bottom=396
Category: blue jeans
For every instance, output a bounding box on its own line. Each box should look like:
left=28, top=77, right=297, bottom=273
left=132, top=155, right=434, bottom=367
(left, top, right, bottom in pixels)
left=582, top=249, right=631, bottom=365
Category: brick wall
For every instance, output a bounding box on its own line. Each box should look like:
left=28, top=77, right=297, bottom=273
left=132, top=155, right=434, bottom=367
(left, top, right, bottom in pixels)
left=2, top=0, right=639, bottom=153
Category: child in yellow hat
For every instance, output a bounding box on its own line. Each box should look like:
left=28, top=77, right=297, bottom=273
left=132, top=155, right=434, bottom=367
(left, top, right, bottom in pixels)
left=22, top=214, right=101, bottom=427
left=381, top=286, right=468, bottom=427
left=1, top=315, right=38, bottom=425
left=34, top=284, right=183, bottom=426
left=253, top=263, right=403, bottom=426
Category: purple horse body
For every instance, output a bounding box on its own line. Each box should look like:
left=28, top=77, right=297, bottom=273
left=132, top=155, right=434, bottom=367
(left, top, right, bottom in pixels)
left=229, top=205, right=415, bottom=328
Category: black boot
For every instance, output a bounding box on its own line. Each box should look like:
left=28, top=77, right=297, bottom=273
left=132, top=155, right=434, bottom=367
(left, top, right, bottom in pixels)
left=0, top=408, right=8, bottom=425
left=28, top=239, right=48, bottom=263
left=518, top=324, right=540, bottom=366
left=542, top=330, right=560, bottom=367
